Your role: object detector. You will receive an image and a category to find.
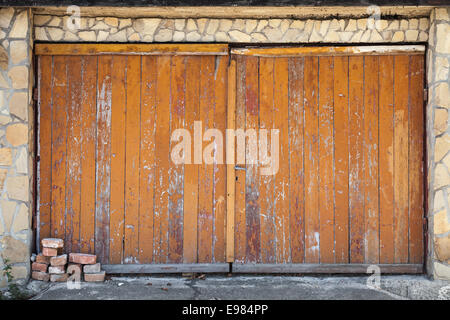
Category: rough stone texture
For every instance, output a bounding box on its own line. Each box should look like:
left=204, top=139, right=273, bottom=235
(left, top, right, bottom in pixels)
left=0, top=8, right=32, bottom=288
left=33, top=15, right=429, bottom=44
left=427, top=7, right=450, bottom=280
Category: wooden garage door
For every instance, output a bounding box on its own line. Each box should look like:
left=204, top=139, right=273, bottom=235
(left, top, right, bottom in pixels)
left=229, top=46, right=425, bottom=273
left=36, top=44, right=229, bottom=270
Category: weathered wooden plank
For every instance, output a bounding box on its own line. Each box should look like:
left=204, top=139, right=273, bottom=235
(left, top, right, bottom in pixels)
left=103, top=263, right=230, bottom=274
left=198, top=56, right=215, bottom=263
left=139, top=55, right=157, bottom=264
left=183, top=56, right=200, bottom=264
left=231, top=46, right=425, bottom=57
left=35, top=43, right=229, bottom=56
left=33, top=6, right=436, bottom=20
left=51, top=56, right=68, bottom=241
left=212, top=55, right=227, bottom=263
left=38, top=55, right=53, bottom=244
left=226, top=58, right=236, bottom=263
left=234, top=55, right=246, bottom=263
left=348, top=56, right=365, bottom=264
left=258, top=57, right=275, bottom=264
left=333, top=56, right=349, bottom=264
left=408, top=55, right=424, bottom=264
left=79, top=56, right=97, bottom=254
left=95, top=55, right=112, bottom=264
left=288, top=57, right=305, bottom=264
left=168, top=55, right=186, bottom=263
left=124, top=56, right=141, bottom=264
left=232, top=263, right=423, bottom=274
left=109, top=55, right=127, bottom=264
left=65, top=56, right=82, bottom=254
left=393, top=55, right=410, bottom=264
left=244, top=56, right=260, bottom=263
left=304, top=56, right=320, bottom=263
left=379, top=55, right=395, bottom=264
left=273, top=57, right=290, bottom=263
left=154, top=56, right=171, bottom=263
left=318, top=56, right=335, bottom=264
left=363, top=55, right=380, bottom=264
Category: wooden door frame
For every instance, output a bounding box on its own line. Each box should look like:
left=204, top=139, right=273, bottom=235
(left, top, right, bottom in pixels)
left=34, top=43, right=427, bottom=274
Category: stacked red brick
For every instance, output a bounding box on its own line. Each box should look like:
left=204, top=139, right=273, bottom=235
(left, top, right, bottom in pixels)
left=69, top=253, right=105, bottom=282
left=31, top=238, right=105, bottom=282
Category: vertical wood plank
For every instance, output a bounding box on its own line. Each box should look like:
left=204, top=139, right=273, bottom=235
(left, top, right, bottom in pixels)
left=408, top=55, right=424, bottom=264
left=259, top=57, right=275, bottom=263
left=95, top=55, right=112, bottom=264
left=65, top=56, right=82, bottom=254
left=304, top=56, right=320, bottom=263
left=109, top=56, right=127, bottom=264
left=244, top=56, right=260, bottom=263
left=183, top=56, right=200, bottom=264
left=213, top=55, right=228, bottom=263
left=273, top=57, right=290, bottom=263
left=198, top=56, right=215, bottom=263
left=348, top=56, right=365, bottom=263
left=38, top=56, right=53, bottom=242
left=124, top=56, right=141, bottom=263
left=154, top=56, right=171, bottom=263
left=288, top=57, right=305, bottom=264
left=379, top=55, right=395, bottom=264
left=234, top=55, right=246, bottom=263
left=333, top=56, right=350, bottom=263
left=51, top=56, right=68, bottom=240
left=168, top=56, right=186, bottom=263
left=226, top=58, right=236, bottom=263
left=139, top=56, right=157, bottom=263
left=363, top=56, right=380, bottom=264
left=80, top=56, right=97, bottom=254
left=318, top=56, right=335, bottom=264
left=393, top=55, right=410, bottom=264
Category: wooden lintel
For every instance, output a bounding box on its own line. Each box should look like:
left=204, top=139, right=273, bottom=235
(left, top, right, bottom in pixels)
left=231, top=45, right=426, bottom=57
left=35, top=43, right=229, bottom=56
left=32, top=6, right=434, bottom=19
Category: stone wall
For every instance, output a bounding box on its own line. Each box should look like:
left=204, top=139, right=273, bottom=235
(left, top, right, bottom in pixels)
left=0, top=8, right=33, bottom=288
left=0, top=6, right=449, bottom=286
left=34, top=15, right=429, bottom=43
left=428, top=7, right=450, bottom=280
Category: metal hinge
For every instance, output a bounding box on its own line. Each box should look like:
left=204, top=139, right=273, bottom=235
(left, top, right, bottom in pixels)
left=424, top=88, right=428, bottom=102
left=423, top=217, right=428, bottom=232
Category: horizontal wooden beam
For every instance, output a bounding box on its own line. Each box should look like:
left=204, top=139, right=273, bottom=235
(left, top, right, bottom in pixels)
left=32, top=6, right=434, bottom=19
left=232, top=264, right=424, bottom=274
left=34, top=43, right=229, bottom=56
left=231, top=45, right=426, bottom=57
left=102, top=263, right=230, bottom=274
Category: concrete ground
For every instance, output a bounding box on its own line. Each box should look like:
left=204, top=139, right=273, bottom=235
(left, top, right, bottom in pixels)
left=25, top=275, right=450, bottom=300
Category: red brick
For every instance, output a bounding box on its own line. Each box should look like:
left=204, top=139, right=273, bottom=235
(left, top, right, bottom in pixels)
left=36, top=253, right=50, bottom=264
left=50, top=254, right=67, bottom=266
left=84, top=271, right=106, bottom=282
left=50, top=274, right=68, bottom=282
left=32, top=262, right=48, bottom=273
left=83, top=263, right=101, bottom=274
left=41, top=238, right=64, bottom=248
left=49, top=265, right=66, bottom=274
left=42, top=247, right=58, bottom=257
left=31, top=271, right=50, bottom=282
left=67, top=263, right=82, bottom=275
left=69, top=253, right=97, bottom=265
